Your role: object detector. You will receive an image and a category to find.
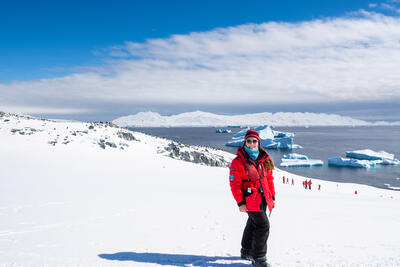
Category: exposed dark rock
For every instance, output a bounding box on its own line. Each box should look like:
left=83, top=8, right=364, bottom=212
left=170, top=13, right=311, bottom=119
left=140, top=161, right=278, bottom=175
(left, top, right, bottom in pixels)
left=98, top=139, right=117, bottom=149
left=165, top=143, right=181, bottom=157
left=117, top=131, right=137, bottom=141
left=98, top=139, right=106, bottom=149
left=48, top=140, right=57, bottom=146
left=164, top=142, right=230, bottom=167
left=181, top=151, right=190, bottom=161
left=105, top=141, right=117, bottom=148
left=10, top=127, right=40, bottom=135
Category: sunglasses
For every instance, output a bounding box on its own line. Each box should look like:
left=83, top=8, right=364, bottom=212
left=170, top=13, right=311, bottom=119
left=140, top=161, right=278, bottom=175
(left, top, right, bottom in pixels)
left=246, top=139, right=258, bottom=144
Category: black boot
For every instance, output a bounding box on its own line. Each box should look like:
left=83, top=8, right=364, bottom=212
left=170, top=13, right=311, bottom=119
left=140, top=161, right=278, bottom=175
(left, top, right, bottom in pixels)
left=240, top=248, right=253, bottom=261
left=252, top=256, right=271, bottom=267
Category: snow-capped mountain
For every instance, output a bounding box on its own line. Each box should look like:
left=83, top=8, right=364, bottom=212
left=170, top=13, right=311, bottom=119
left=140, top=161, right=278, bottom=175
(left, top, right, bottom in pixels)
left=112, top=110, right=400, bottom=127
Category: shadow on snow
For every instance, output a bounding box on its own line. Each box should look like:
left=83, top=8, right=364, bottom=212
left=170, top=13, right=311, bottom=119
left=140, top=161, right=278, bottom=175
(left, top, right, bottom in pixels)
left=98, top=251, right=250, bottom=266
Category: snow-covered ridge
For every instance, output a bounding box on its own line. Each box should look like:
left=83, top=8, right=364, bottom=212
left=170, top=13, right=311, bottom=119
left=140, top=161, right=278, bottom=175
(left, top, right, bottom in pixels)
left=112, top=111, right=400, bottom=127
left=0, top=111, right=233, bottom=167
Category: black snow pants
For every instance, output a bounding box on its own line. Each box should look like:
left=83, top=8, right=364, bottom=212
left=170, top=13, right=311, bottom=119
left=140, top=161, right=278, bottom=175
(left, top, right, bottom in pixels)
left=241, top=211, right=270, bottom=258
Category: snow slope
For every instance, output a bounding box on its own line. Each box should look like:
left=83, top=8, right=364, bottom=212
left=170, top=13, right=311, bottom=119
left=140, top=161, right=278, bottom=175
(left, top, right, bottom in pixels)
left=112, top=111, right=400, bottom=127
left=1, top=112, right=400, bottom=266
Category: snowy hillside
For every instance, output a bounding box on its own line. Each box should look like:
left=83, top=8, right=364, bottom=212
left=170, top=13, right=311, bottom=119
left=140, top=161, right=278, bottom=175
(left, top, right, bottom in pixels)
left=112, top=111, right=400, bottom=127
left=0, top=111, right=233, bottom=167
left=1, top=111, right=400, bottom=266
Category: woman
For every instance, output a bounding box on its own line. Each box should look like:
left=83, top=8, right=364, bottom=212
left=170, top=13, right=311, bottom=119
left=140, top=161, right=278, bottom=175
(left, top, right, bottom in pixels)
left=229, top=129, right=275, bottom=267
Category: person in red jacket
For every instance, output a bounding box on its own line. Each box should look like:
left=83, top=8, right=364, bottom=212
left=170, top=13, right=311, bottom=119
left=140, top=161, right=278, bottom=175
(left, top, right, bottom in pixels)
left=307, top=179, right=312, bottom=190
left=229, top=129, right=275, bottom=267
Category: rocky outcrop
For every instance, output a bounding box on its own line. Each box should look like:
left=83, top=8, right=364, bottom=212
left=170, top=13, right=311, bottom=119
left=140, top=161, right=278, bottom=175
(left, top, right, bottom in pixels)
left=163, top=142, right=231, bottom=167
left=117, top=131, right=138, bottom=141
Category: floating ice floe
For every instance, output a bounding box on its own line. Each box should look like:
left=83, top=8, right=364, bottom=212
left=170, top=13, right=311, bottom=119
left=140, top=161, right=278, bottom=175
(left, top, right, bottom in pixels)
left=280, top=153, right=323, bottom=167
left=346, top=149, right=395, bottom=161
left=376, top=158, right=400, bottom=165
left=328, top=157, right=377, bottom=168
left=329, top=149, right=399, bottom=168
left=216, top=129, right=231, bottom=133
left=283, top=153, right=308, bottom=160
left=225, top=125, right=301, bottom=149
left=384, top=184, right=400, bottom=190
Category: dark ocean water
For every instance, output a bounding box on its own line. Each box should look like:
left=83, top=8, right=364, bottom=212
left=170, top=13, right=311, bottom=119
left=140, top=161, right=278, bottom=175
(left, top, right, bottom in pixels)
left=128, top=126, right=400, bottom=190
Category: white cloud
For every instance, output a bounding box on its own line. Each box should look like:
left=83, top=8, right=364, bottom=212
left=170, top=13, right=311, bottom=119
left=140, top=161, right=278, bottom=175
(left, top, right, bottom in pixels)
left=380, top=3, right=400, bottom=12
left=369, top=2, right=400, bottom=13
left=2, top=11, right=400, bottom=114
left=0, top=105, right=92, bottom=115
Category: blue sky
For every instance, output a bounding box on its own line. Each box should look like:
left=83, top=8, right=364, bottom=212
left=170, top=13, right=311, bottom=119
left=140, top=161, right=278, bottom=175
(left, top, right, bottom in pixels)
left=1, top=0, right=400, bottom=121
left=0, top=0, right=376, bottom=81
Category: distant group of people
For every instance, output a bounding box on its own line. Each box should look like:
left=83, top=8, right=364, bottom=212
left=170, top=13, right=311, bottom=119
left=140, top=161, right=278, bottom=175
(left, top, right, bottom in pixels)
left=302, top=179, right=322, bottom=191
left=282, top=176, right=323, bottom=191
left=282, top=176, right=294, bottom=185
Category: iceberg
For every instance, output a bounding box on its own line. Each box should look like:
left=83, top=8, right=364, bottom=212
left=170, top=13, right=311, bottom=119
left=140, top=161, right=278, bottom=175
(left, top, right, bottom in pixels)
left=342, top=149, right=399, bottom=166
left=280, top=159, right=323, bottom=167
left=384, top=184, right=400, bottom=190
left=346, top=149, right=395, bottom=161
left=380, top=158, right=400, bottom=165
left=216, top=129, right=232, bottom=133
left=225, top=125, right=299, bottom=149
left=283, top=153, right=309, bottom=160
left=372, top=159, right=400, bottom=165
left=328, top=157, right=376, bottom=168
left=280, top=153, right=323, bottom=167
left=291, top=144, right=303, bottom=149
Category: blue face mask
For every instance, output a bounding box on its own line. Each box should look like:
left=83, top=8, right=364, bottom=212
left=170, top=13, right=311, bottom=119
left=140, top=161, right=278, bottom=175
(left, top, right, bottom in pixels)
left=244, top=145, right=259, bottom=161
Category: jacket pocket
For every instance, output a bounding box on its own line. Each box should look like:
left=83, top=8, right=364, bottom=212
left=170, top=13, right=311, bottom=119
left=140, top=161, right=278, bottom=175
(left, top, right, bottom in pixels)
left=244, top=187, right=260, bottom=210
left=243, top=187, right=254, bottom=197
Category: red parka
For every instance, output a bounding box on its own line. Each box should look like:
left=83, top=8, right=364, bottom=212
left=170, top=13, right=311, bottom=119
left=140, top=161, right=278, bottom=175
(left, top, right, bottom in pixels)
left=229, top=146, right=276, bottom=212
